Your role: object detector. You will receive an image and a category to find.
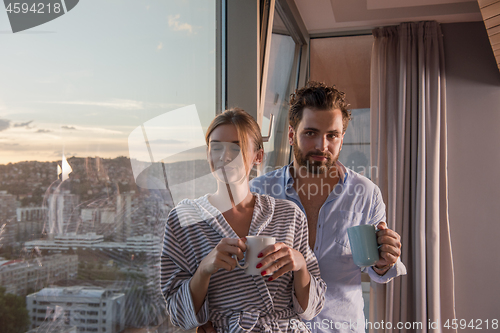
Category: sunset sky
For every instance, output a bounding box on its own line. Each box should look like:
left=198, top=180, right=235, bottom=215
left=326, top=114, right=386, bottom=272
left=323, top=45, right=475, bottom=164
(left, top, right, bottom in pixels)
left=0, top=0, right=216, bottom=164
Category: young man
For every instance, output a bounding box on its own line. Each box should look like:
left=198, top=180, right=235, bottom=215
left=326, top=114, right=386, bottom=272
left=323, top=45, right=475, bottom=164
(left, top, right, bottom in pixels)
left=249, top=81, right=406, bottom=332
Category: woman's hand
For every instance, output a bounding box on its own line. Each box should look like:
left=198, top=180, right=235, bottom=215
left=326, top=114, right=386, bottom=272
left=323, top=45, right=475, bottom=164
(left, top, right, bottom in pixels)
left=190, top=237, right=247, bottom=314
left=257, top=242, right=311, bottom=310
left=198, top=237, right=247, bottom=277
left=256, top=242, right=307, bottom=281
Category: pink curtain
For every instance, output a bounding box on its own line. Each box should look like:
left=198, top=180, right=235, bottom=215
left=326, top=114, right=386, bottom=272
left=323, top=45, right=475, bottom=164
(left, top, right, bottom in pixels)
left=370, top=21, right=456, bottom=333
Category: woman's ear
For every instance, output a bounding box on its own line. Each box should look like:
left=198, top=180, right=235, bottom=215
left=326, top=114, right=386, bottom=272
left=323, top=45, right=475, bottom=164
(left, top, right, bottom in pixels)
left=254, top=149, right=264, bottom=165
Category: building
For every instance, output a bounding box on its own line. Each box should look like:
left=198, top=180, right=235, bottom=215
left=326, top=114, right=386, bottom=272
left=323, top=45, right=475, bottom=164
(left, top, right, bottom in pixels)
left=115, top=192, right=133, bottom=243
left=0, top=191, right=18, bottom=247
left=125, top=234, right=161, bottom=255
left=78, top=192, right=134, bottom=242
left=0, top=254, right=78, bottom=296
left=26, top=286, right=125, bottom=333
left=24, top=233, right=161, bottom=255
left=0, top=190, right=17, bottom=221
left=48, top=190, right=80, bottom=235
left=15, top=207, right=47, bottom=242
left=27, top=323, right=77, bottom=333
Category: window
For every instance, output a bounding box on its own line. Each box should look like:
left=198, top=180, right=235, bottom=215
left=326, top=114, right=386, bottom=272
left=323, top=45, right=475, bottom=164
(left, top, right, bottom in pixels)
left=2, top=0, right=219, bottom=330
left=87, top=319, right=98, bottom=324
left=259, top=4, right=305, bottom=172
left=310, top=35, right=374, bottom=178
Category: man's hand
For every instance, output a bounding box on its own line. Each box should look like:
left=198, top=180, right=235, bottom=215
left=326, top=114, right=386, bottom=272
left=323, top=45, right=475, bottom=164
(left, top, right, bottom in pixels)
left=197, top=321, right=216, bottom=333
left=373, top=222, right=401, bottom=275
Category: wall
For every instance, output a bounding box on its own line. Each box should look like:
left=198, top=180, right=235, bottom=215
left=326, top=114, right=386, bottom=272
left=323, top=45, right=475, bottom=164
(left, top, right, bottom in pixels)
left=443, top=22, right=500, bottom=324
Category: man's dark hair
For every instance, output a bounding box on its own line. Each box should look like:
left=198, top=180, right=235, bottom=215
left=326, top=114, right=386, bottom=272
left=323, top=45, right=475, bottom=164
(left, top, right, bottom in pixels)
left=289, top=81, right=352, bottom=133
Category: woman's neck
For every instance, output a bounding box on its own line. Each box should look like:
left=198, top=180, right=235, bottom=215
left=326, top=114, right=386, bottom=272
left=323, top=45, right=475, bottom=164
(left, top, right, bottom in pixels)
left=209, top=180, right=254, bottom=214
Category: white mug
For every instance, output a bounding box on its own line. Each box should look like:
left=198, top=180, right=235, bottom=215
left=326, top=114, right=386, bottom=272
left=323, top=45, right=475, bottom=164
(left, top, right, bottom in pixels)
left=235, top=236, right=275, bottom=275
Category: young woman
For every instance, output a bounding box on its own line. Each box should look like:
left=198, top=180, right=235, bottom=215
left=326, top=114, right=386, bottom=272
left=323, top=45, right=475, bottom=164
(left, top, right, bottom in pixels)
left=161, top=109, right=325, bottom=332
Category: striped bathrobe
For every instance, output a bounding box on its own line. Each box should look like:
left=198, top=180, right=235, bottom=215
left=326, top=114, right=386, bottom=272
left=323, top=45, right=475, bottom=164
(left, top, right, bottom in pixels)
left=161, top=193, right=326, bottom=332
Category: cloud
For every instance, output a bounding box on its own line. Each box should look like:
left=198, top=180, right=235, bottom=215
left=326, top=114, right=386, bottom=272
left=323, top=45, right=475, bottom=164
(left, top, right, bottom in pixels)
left=41, top=99, right=144, bottom=110
left=36, top=129, right=52, bottom=133
left=39, top=100, right=186, bottom=112
left=0, top=142, right=19, bottom=147
left=13, top=120, right=33, bottom=128
left=148, top=139, right=186, bottom=144
left=0, top=119, right=10, bottom=131
left=168, top=14, right=194, bottom=34
left=61, top=125, right=121, bottom=134
left=157, top=42, right=163, bottom=50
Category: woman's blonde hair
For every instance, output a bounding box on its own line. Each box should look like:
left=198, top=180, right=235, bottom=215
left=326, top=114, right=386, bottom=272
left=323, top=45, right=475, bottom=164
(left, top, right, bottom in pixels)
left=205, top=108, right=263, bottom=167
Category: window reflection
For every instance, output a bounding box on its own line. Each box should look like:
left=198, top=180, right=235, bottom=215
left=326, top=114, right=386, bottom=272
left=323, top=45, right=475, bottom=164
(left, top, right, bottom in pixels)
left=0, top=1, right=216, bottom=331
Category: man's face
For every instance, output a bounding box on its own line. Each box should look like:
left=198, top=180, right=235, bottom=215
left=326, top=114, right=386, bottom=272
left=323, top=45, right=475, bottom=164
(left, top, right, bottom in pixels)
left=289, top=108, right=344, bottom=174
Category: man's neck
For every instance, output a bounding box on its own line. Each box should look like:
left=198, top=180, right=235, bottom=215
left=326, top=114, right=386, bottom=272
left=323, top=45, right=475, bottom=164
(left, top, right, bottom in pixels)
left=291, top=160, right=341, bottom=184
left=290, top=160, right=341, bottom=200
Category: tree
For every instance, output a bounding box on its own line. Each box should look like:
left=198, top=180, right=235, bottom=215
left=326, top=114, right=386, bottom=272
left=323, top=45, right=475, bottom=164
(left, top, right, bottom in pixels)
left=0, top=287, right=30, bottom=333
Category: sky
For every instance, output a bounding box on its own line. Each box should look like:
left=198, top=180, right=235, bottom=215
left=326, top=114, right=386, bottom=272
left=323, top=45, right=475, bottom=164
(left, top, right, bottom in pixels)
left=0, top=0, right=216, bottom=164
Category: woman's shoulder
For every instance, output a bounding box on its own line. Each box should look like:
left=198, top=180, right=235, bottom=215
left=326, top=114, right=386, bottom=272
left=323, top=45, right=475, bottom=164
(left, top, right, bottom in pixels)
left=254, top=193, right=303, bottom=214
left=168, top=195, right=213, bottom=227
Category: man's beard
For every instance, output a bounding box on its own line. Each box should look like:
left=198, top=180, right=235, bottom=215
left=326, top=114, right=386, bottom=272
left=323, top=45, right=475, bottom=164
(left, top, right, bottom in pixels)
left=293, top=139, right=338, bottom=174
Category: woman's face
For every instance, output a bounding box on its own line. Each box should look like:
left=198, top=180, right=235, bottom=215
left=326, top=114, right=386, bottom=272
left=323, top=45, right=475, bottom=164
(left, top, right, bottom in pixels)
left=207, top=124, right=260, bottom=184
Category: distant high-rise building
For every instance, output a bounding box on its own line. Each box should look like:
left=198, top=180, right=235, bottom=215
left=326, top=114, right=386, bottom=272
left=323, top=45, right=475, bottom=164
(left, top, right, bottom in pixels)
left=0, top=254, right=78, bottom=296
left=0, top=191, right=18, bottom=247
left=48, top=190, right=79, bottom=235
left=16, top=207, right=47, bottom=242
left=115, top=192, right=133, bottom=242
left=26, top=286, right=125, bottom=333
left=0, top=191, right=16, bottom=221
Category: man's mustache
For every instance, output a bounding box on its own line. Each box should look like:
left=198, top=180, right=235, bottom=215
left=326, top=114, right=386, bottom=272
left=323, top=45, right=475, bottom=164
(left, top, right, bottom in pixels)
left=305, top=151, right=332, bottom=159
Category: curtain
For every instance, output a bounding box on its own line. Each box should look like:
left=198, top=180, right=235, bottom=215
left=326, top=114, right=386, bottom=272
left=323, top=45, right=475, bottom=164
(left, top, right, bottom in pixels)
left=370, top=21, right=456, bottom=333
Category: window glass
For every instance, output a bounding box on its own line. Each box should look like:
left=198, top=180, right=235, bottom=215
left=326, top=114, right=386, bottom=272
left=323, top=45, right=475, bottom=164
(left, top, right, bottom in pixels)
left=310, top=35, right=373, bottom=178
left=0, top=0, right=216, bottom=331
left=261, top=33, right=296, bottom=172
left=260, top=8, right=300, bottom=173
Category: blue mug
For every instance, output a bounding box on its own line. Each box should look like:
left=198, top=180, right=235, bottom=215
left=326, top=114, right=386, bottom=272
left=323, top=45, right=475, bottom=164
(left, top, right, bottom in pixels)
left=347, top=224, right=380, bottom=268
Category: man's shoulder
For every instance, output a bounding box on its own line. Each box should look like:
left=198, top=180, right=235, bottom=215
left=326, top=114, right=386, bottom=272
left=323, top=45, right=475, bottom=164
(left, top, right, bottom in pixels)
left=346, top=168, right=380, bottom=193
